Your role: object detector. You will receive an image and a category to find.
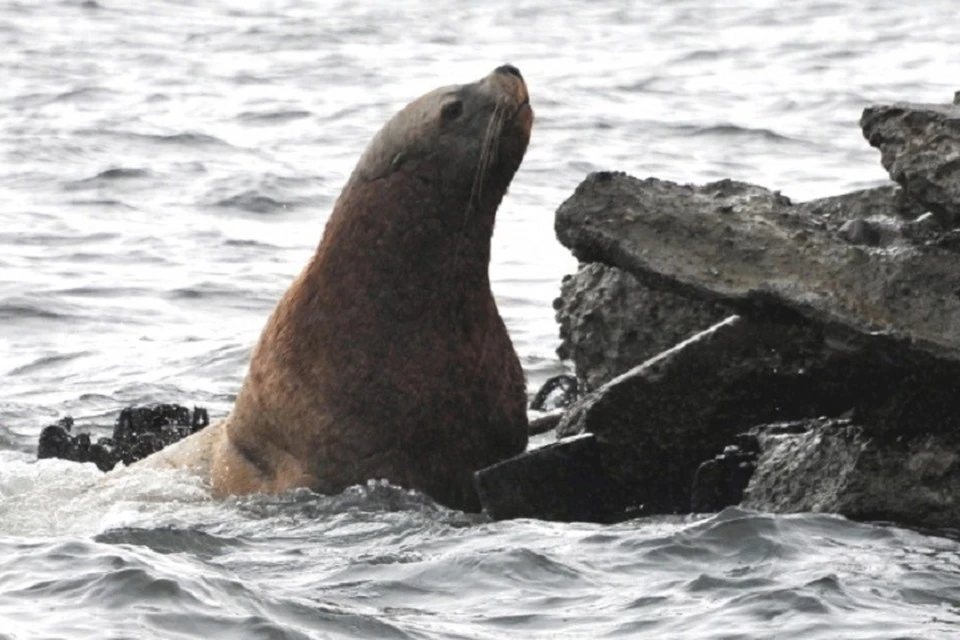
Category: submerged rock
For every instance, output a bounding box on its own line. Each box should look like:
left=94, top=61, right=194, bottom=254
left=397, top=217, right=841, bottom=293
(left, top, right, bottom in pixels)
left=861, top=100, right=960, bottom=228
left=475, top=434, right=631, bottom=523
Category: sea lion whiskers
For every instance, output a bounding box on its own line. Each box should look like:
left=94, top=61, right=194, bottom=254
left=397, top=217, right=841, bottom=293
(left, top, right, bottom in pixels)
left=449, top=101, right=507, bottom=277
left=469, top=101, right=507, bottom=212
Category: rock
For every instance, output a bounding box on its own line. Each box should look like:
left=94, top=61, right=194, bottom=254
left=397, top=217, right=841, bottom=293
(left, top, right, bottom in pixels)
left=529, top=374, right=579, bottom=412
left=742, top=418, right=960, bottom=530
left=554, top=171, right=960, bottom=360
left=36, top=404, right=209, bottom=471
left=556, top=262, right=732, bottom=391
left=837, top=218, right=881, bottom=246
left=802, top=184, right=926, bottom=222
left=551, top=295, right=960, bottom=521
left=474, top=434, right=632, bottom=523
left=554, top=314, right=893, bottom=516
left=861, top=100, right=960, bottom=228
left=690, top=433, right=761, bottom=513
left=37, top=417, right=75, bottom=461
left=528, top=411, right=564, bottom=436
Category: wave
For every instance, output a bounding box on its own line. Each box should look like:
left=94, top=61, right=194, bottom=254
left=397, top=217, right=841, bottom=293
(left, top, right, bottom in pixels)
left=236, top=109, right=313, bottom=125
left=0, top=299, right=71, bottom=321
left=6, top=351, right=94, bottom=376
left=64, top=167, right=151, bottom=190
left=77, top=129, right=233, bottom=149
left=211, top=190, right=295, bottom=214
left=673, top=122, right=799, bottom=143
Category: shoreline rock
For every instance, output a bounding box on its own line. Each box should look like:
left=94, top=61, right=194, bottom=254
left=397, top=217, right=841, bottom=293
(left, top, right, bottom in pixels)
left=478, top=93, right=960, bottom=531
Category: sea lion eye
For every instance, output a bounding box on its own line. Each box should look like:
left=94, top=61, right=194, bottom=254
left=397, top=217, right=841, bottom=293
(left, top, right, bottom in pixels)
left=441, top=99, right=463, bottom=122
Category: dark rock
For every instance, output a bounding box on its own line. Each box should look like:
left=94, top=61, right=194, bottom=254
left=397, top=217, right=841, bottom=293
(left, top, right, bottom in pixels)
left=37, top=417, right=75, bottom=461
left=742, top=418, right=960, bottom=530
left=555, top=314, right=878, bottom=516
left=803, top=184, right=927, bottom=222
left=549, top=170, right=960, bottom=527
left=36, top=404, right=209, bottom=471
left=837, top=218, right=881, bottom=246
left=529, top=374, right=579, bottom=411
left=527, top=411, right=564, bottom=436
left=861, top=100, right=960, bottom=228
left=111, top=403, right=209, bottom=466
left=475, top=434, right=632, bottom=523
left=556, top=262, right=732, bottom=391
left=553, top=304, right=960, bottom=520
left=690, top=433, right=761, bottom=513
left=554, top=171, right=960, bottom=360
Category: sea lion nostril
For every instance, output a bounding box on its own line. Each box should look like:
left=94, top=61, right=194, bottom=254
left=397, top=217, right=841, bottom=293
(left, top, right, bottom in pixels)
left=495, top=64, right=523, bottom=80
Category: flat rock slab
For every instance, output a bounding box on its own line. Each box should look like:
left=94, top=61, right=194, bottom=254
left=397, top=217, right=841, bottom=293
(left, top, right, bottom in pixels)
left=555, top=171, right=960, bottom=360
left=474, top=434, right=631, bottom=523
left=861, top=101, right=960, bottom=228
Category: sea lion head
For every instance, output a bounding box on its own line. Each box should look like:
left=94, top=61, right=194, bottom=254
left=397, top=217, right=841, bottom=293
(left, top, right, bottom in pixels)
left=353, top=64, right=533, bottom=209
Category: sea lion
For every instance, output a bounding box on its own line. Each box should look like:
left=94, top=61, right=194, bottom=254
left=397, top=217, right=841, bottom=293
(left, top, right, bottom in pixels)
left=136, top=64, right=533, bottom=512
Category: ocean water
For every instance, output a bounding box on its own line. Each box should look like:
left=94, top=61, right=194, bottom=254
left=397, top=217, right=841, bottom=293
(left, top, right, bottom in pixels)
left=2, top=0, right=960, bottom=638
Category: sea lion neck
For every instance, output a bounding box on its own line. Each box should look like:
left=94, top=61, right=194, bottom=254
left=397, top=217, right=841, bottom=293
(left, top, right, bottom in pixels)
left=309, top=169, right=498, bottom=319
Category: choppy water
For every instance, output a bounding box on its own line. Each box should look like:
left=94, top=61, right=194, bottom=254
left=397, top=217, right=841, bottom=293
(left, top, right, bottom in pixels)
left=2, top=0, right=960, bottom=638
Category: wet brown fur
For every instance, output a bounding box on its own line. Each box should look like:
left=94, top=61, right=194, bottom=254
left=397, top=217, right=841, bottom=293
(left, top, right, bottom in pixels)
left=195, top=67, right=534, bottom=511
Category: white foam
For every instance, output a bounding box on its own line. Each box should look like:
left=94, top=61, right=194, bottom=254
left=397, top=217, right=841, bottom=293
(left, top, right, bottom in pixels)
left=0, top=451, right=216, bottom=538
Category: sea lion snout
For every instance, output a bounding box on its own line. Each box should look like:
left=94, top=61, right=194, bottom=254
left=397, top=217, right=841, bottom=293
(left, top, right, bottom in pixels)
left=495, top=64, right=523, bottom=80
left=485, top=64, right=529, bottom=107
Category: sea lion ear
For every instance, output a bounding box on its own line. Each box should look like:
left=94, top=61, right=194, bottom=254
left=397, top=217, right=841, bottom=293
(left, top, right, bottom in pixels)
left=390, top=152, right=406, bottom=172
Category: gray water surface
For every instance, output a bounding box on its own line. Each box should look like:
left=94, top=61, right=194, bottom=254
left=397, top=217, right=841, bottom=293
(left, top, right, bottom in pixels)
left=2, top=1, right=960, bottom=638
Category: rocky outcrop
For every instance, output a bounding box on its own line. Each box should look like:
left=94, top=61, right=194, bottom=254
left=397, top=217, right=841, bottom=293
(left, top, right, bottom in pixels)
left=552, top=315, right=835, bottom=517
left=553, top=181, right=925, bottom=393
left=475, top=95, right=960, bottom=529
left=480, top=310, right=950, bottom=523
left=554, top=171, right=960, bottom=360
left=861, top=101, right=960, bottom=228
